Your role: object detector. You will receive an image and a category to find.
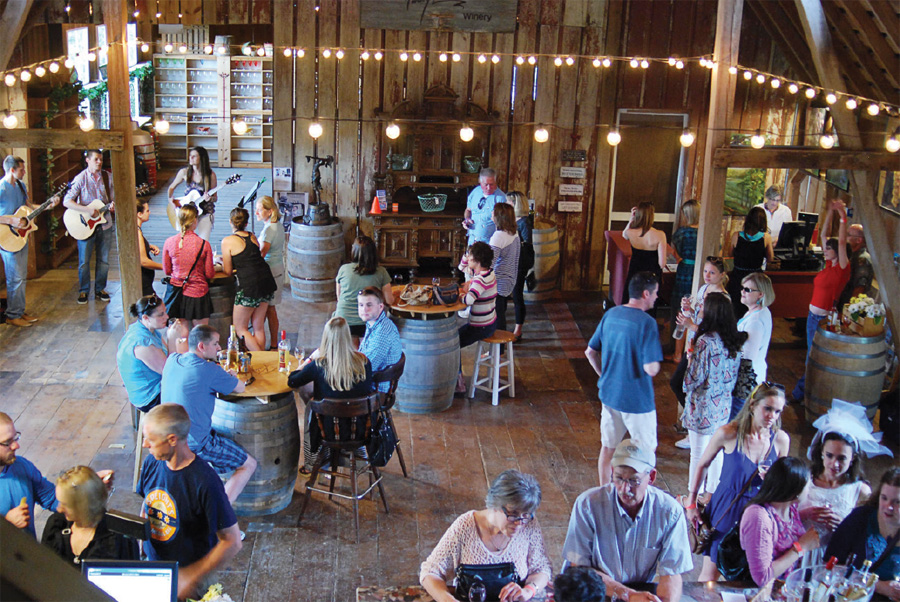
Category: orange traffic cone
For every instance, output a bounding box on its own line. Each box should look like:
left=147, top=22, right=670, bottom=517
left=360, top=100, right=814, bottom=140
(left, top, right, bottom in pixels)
left=370, top=195, right=382, bottom=214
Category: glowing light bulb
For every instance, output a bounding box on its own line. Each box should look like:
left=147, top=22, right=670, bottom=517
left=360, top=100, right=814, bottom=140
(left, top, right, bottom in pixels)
left=19, top=70, right=31, bottom=82
left=728, top=66, right=737, bottom=74
left=412, top=52, right=421, bottom=62
left=399, top=51, right=408, bottom=61
left=154, top=118, right=170, bottom=134
left=640, top=59, right=649, bottom=69
left=867, top=103, right=880, bottom=116
left=825, top=93, right=837, bottom=105
left=164, top=43, right=173, bottom=53
left=308, top=121, right=323, bottom=139
left=805, top=88, right=816, bottom=99
left=528, top=56, right=537, bottom=66
left=233, top=119, right=249, bottom=136
left=629, top=58, right=639, bottom=68
left=756, top=74, right=766, bottom=84
left=675, top=60, right=683, bottom=69
left=64, top=58, right=74, bottom=69
left=845, top=97, right=857, bottom=110
left=788, top=83, right=799, bottom=94
left=297, top=49, right=306, bottom=58
left=335, top=49, right=345, bottom=59
left=374, top=51, right=383, bottom=60
left=459, top=125, right=474, bottom=142
left=554, top=57, right=563, bottom=67
left=534, top=127, right=549, bottom=143
left=517, top=56, right=525, bottom=65
left=257, top=47, right=266, bottom=57
left=205, top=45, right=214, bottom=54
left=3, top=112, right=18, bottom=128
left=750, top=130, right=765, bottom=149
left=743, top=70, right=752, bottom=80
left=4, top=74, right=16, bottom=86
left=284, top=47, right=293, bottom=57
left=176, top=44, right=186, bottom=54
left=607, top=128, right=621, bottom=146
left=770, top=79, right=781, bottom=89
left=49, top=61, right=60, bottom=73
left=323, top=48, right=332, bottom=58
left=87, top=51, right=97, bottom=61
left=141, top=43, right=149, bottom=53
left=819, top=133, right=835, bottom=149
left=452, top=53, right=461, bottom=62
left=680, top=130, right=695, bottom=147
left=385, top=122, right=400, bottom=140
left=361, top=51, right=370, bottom=60
left=155, top=12, right=161, bottom=18
left=886, top=135, right=900, bottom=153
left=700, top=58, right=708, bottom=67
left=217, top=45, right=227, bottom=55
left=478, top=54, right=487, bottom=64
left=565, top=56, right=575, bottom=66
left=79, top=116, right=95, bottom=132
left=35, top=65, right=46, bottom=78
left=668, top=57, right=677, bottom=67
left=440, top=53, right=448, bottom=62
left=592, top=58, right=601, bottom=68
left=491, top=54, right=500, bottom=64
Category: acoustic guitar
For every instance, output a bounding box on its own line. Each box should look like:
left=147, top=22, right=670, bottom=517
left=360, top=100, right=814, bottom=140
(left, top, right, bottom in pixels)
left=62, top=183, right=150, bottom=240
left=165, top=173, right=241, bottom=230
left=0, top=183, right=71, bottom=253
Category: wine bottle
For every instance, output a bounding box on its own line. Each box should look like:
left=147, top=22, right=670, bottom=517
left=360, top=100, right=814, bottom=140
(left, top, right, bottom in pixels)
left=278, top=330, right=289, bottom=372
left=226, top=325, right=240, bottom=372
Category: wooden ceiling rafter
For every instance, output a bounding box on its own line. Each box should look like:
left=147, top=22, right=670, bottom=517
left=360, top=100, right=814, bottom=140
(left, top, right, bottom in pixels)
left=745, top=0, right=816, bottom=84
left=834, top=0, right=900, bottom=92
left=864, top=0, right=900, bottom=54
left=821, top=0, right=895, bottom=100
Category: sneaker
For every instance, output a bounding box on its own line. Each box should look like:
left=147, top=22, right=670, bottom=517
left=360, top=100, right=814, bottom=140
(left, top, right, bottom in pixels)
left=240, top=530, right=246, bottom=541
left=674, top=436, right=690, bottom=449
left=6, top=317, right=34, bottom=327
left=77, top=293, right=89, bottom=305
left=673, top=422, right=687, bottom=435
left=95, top=290, right=111, bottom=302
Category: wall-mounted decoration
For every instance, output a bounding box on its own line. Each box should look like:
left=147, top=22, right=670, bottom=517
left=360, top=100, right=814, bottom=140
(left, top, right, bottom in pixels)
left=878, top=171, right=900, bottom=217
left=361, top=0, right=518, bottom=32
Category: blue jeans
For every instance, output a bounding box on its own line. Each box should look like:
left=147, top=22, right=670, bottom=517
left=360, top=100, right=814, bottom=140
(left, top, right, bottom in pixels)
left=0, top=245, right=28, bottom=319
left=77, top=226, right=110, bottom=294
left=792, top=310, right=824, bottom=401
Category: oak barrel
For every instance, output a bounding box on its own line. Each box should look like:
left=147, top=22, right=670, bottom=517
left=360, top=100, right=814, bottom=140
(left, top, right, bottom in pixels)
left=395, top=314, right=460, bottom=414
left=211, top=391, right=300, bottom=516
left=524, top=220, right=560, bottom=303
left=208, top=273, right=235, bottom=341
left=805, top=325, right=887, bottom=423
left=286, top=220, right=344, bottom=302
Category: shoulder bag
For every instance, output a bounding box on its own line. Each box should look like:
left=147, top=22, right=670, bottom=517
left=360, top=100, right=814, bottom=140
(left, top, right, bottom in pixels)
left=366, top=408, right=397, bottom=468
left=432, top=283, right=460, bottom=305
left=162, top=243, right=204, bottom=316
left=455, top=562, right=520, bottom=602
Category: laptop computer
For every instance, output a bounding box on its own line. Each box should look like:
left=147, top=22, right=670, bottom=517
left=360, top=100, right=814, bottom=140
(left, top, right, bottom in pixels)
left=82, top=560, right=177, bottom=602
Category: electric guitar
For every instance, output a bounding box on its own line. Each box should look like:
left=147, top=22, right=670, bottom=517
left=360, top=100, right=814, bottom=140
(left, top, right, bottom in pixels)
left=166, top=173, right=242, bottom=230
left=0, top=183, right=71, bottom=252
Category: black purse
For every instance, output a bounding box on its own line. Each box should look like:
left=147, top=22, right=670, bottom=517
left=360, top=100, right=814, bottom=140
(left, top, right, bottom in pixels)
left=715, top=519, right=752, bottom=582
left=455, top=562, right=520, bottom=601
left=366, top=409, right=397, bottom=468
left=162, top=244, right=204, bottom=317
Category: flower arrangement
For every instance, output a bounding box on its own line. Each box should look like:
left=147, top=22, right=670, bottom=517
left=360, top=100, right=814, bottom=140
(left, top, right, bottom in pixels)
left=843, top=294, right=885, bottom=336
left=188, top=583, right=233, bottom=602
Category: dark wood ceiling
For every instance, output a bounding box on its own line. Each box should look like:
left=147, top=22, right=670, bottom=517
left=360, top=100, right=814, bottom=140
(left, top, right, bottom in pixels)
left=746, top=0, right=899, bottom=106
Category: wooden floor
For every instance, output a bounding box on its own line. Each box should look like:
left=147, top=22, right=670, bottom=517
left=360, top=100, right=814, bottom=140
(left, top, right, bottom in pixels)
left=1, top=173, right=896, bottom=601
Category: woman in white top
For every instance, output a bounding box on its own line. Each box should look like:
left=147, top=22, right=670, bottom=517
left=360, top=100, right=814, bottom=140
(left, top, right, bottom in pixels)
left=733, top=272, right=775, bottom=419
left=799, top=400, right=892, bottom=567
left=489, top=203, right=521, bottom=333
left=255, top=196, right=285, bottom=348
left=420, top=470, right=551, bottom=602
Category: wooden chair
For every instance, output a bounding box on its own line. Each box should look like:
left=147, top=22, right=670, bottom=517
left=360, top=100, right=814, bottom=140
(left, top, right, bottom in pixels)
left=132, top=410, right=146, bottom=493
left=372, top=353, right=408, bottom=478
left=298, top=393, right=389, bottom=542
left=468, top=330, right=516, bottom=406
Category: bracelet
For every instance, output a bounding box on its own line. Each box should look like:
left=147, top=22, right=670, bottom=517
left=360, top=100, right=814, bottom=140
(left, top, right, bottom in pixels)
left=792, top=541, right=804, bottom=555
left=523, top=584, right=537, bottom=594
left=685, top=503, right=697, bottom=510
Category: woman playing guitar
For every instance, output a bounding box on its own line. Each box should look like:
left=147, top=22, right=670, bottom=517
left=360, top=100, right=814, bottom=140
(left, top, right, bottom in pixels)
left=167, top=146, right=217, bottom=241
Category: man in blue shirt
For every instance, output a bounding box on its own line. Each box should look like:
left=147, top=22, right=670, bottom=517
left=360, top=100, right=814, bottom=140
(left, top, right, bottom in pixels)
left=0, top=412, right=57, bottom=537
left=464, top=167, right=508, bottom=245
left=358, top=286, right=402, bottom=393
left=139, top=404, right=241, bottom=600
left=585, top=272, right=662, bottom=486
left=161, top=325, right=256, bottom=504
left=0, top=155, right=58, bottom=326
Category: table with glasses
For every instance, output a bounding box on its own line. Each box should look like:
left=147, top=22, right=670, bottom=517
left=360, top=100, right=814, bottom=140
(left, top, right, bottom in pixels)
left=212, top=350, right=301, bottom=515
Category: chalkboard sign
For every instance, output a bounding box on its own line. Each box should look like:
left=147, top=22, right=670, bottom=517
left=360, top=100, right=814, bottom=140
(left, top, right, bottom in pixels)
left=561, top=149, right=587, bottom=161
left=360, top=0, right=518, bottom=32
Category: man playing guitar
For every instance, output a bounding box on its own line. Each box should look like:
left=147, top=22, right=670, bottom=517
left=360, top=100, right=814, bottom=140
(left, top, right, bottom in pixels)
left=0, top=155, right=60, bottom=327
left=63, top=149, right=115, bottom=305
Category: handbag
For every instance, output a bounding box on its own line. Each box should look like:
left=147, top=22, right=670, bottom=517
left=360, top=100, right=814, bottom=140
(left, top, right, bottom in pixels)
left=716, top=518, right=752, bottom=582
left=162, top=243, right=205, bottom=317
left=432, top=283, right=460, bottom=305
left=366, top=409, right=397, bottom=468
left=732, top=358, right=759, bottom=402
left=455, top=562, right=520, bottom=602
left=397, top=284, right=432, bottom=307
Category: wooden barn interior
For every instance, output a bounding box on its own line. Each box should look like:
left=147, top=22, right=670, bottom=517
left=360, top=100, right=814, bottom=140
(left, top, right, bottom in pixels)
left=1, top=0, right=899, bottom=601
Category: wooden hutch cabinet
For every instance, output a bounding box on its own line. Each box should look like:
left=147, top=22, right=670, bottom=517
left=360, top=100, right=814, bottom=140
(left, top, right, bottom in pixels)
left=373, top=85, right=494, bottom=275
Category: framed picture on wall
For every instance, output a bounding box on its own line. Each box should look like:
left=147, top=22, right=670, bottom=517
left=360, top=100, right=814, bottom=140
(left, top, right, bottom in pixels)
left=877, top=171, right=900, bottom=217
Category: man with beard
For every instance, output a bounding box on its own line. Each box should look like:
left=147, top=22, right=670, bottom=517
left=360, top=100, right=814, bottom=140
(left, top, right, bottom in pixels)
left=561, top=439, right=692, bottom=602
left=0, top=412, right=57, bottom=537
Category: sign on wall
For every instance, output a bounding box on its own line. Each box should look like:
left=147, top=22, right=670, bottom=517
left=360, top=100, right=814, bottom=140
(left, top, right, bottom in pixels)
left=360, top=0, right=518, bottom=32
left=559, top=184, right=584, bottom=196
left=560, top=166, right=586, bottom=179
left=558, top=201, right=583, bottom=212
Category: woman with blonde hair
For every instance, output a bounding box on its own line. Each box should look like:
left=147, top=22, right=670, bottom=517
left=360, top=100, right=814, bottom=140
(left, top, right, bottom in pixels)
left=509, top=192, right=534, bottom=341
left=221, top=207, right=277, bottom=351
left=489, top=202, right=521, bottom=333
left=162, top=204, right=215, bottom=346
left=622, top=201, right=667, bottom=307
left=288, top=317, right=376, bottom=472
left=255, top=195, right=285, bottom=347
left=41, top=466, right=139, bottom=565
left=733, top=272, right=776, bottom=418
left=672, top=199, right=700, bottom=362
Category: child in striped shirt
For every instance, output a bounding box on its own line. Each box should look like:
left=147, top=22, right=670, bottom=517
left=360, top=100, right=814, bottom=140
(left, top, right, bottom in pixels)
left=456, top=242, right=498, bottom=393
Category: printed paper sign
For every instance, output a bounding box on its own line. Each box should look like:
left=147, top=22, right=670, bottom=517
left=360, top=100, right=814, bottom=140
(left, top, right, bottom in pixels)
left=559, top=184, right=584, bottom=196
left=558, top=201, right=583, bottom=212
left=560, top=167, right=586, bottom=178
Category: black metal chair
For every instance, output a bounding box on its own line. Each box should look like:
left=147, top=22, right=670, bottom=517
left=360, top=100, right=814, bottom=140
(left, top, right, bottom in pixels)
left=372, top=353, right=408, bottom=478
left=298, top=393, right=389, bottom=542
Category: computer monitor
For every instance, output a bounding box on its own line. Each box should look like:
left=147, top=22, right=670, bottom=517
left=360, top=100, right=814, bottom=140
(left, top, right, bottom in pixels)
left=82, top=560, right=177, bottom=602
left=776, top=213, right=818, bottom=255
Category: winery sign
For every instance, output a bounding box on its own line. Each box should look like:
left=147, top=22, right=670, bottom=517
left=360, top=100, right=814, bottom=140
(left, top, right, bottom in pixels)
left=361, top=0, right=518, bottom=32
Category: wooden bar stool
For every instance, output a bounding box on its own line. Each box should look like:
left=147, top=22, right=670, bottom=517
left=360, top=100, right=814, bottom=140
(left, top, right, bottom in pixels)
left=132, top=409, right=146, bottom=493
left=468, top=330, right=516, bottom=406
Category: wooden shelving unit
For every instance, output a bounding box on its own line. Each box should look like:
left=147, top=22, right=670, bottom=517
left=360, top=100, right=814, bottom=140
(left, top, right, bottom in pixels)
left=153, top=54, right=272, bottom=167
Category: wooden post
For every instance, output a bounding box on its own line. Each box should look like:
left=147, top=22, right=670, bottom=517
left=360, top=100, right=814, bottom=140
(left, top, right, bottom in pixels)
left=796, top=0, right=900, bottom=352
left=693, top=0, right=743, bottom=292
left=104, top=0, right=142, bottom=326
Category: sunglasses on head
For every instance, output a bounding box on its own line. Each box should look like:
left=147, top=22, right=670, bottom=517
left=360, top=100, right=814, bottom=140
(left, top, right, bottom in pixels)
left=706, top=256, right=725, bottom=268
left=142, top=294, right=162, bottom=314
left=762, top=381, right=785, bottom=391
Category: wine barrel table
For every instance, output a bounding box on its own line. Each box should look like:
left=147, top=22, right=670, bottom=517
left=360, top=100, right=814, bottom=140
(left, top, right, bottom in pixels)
left=213, top=351, right=300, bottom=516
left=207, top=272, right=236, bottom=341
left=388, top=285, right=466, bottom=414
left=523, top=219, right=560, bottom=303
left=286, top=219, right=344, bottom=302
left=805, top=325, right=887, bottom=423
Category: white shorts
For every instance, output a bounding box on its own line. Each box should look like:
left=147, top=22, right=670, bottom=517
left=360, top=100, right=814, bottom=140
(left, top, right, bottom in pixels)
left=269, top=263, right=285, bottom=306
left=600, top=406, right=658, bottom=451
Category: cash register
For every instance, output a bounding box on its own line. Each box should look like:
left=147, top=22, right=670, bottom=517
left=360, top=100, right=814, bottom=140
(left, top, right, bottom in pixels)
left=774, top=211, right=824, bottom=271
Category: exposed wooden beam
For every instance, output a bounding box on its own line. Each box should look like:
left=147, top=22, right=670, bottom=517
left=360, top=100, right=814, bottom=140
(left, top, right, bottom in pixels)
left=713, top=146, right=900, bottom=170
left=834, top=0, right=900, bottom=93
left=746, top=0, right=816, bottom=84
left=797, top=0, right=900, bottom=352
left=864, top=0, right=900, bottom=56
left=821, top=0, right=894, bottom=101
left=694, top=0, right=743, bottom=291
left=0, top=0, right=34, bottom=71
left=0, top=128, right=125, bottom=150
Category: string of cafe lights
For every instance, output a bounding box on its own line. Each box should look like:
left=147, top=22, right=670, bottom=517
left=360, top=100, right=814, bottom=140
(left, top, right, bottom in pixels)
left=3, top=40, right=898, bottom=153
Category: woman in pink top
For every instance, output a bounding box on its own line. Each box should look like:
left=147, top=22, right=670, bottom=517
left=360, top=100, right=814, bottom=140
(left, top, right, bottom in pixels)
left=420, top=470, right=551, bottom=602
left=740, top=456, right=820, bottom=586
left=162, top=204, right=216, bottom=339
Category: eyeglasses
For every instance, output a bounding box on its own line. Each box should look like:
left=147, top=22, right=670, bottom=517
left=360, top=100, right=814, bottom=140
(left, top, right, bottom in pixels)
left=502, top=507, right=534, bottom=525
left=478, top=196, right=487, bottom=210
left=0, top=432, right=21, bottom=447
left=613, top=474, right=646, bottom=489
left=741, top=286, right=758, bottom=293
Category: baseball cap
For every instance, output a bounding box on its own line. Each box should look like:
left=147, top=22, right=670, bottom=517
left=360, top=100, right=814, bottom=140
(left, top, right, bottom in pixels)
left=612, top=439, right=656, bottom=473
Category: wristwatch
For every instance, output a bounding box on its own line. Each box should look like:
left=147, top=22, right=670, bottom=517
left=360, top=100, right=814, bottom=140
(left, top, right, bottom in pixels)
left=792, top=541, right=804, bottom=554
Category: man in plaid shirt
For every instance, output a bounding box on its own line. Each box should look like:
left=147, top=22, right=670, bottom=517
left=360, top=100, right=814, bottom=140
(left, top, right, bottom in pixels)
left=63, top=149, right=115, bottom=305
left=357, top=286, right=401, bottom=393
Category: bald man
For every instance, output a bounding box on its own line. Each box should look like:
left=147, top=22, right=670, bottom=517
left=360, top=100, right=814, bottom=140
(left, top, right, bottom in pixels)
left=837, top=223, right=875, bottom=311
